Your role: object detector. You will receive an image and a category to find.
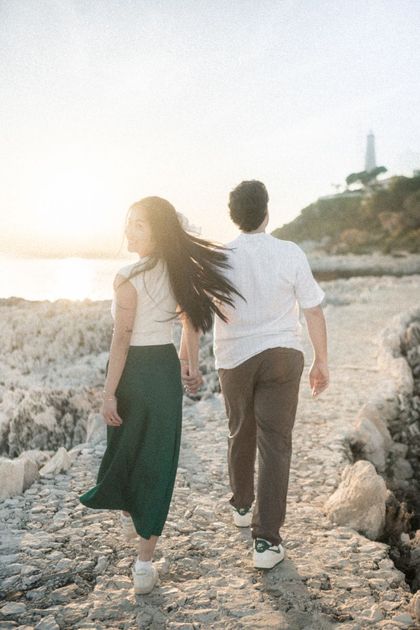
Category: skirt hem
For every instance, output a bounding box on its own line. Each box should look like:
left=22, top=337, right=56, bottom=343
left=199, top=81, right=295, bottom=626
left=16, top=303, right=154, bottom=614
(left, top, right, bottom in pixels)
left=78, top=498, right=164, bottom=538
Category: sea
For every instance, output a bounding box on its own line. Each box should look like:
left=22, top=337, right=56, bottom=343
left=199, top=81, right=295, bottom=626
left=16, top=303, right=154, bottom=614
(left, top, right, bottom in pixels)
left=0, top=254, right=136, bottom=302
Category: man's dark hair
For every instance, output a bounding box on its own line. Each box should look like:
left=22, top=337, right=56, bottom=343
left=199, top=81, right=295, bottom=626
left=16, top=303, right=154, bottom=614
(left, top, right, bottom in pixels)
left=228, top=180, right=269, bottom=232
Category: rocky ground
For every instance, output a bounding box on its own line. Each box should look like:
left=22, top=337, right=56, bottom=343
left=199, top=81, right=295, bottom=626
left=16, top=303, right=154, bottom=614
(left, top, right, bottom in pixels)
left=1, top=275, right=420, bottom=629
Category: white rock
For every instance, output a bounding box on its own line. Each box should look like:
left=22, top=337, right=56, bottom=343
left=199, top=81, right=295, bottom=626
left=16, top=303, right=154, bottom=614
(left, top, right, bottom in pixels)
left=86, top=412, right=106, bottom=444
left=18, top=454, right=40, bottom=490
left=378, top=314, right=415, bottom=396
left=0, top=456, right=25, bottom=499
left=368, top=389, right=400, bottom=424
left=324, top=460, right=388, bottom=540
left=351, top=403, right=393, bottom=471
left=39, top=446, right=71, bottom=476
left=17, top=449, right=50, bottom=468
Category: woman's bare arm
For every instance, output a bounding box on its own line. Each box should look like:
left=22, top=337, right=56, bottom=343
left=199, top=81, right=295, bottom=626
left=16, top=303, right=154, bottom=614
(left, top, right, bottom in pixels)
left=101, top=275, right=136, bottom=425
left=178, top=312, right=202, bottom=394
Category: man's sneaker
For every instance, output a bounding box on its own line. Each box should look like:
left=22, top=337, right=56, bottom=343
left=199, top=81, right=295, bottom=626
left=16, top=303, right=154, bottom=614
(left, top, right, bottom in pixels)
left=232, top=506, right=252, bottom=527
left=120, top=512, right=138, bottom=541
left=253, top=538, right=285, bottom=569
left=132, top=562, right=159, bottom=595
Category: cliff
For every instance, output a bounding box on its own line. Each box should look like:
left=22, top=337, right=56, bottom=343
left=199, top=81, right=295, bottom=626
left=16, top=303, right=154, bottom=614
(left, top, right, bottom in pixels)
left=272, top=175, right=420, bottom=254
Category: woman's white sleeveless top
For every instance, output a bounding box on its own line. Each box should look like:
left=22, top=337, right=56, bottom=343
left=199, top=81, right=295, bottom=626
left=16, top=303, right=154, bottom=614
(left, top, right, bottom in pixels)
left=111, top=258, right=177, bottom=346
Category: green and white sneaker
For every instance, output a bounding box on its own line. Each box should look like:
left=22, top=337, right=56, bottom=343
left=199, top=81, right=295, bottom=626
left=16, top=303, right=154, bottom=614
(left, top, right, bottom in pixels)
left=253, top=538, right=285, bottom=569
left=232, top=506, right=252, bottom=527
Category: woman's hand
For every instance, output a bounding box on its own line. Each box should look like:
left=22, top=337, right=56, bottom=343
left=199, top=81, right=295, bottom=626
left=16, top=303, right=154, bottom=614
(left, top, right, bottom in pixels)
left=101, top=396, right=123, bottom=427
left=181, top=363, right=203, bottom=394
left=309, top=360, right=329, bottom=397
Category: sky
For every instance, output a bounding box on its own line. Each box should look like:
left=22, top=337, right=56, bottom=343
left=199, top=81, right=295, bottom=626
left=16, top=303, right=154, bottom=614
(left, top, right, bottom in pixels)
left=1, top=0, right=419, bottom=257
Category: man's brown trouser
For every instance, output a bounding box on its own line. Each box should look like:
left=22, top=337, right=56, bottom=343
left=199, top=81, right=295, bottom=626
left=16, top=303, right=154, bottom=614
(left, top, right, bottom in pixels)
left=218, top=347, right=304, bottom=546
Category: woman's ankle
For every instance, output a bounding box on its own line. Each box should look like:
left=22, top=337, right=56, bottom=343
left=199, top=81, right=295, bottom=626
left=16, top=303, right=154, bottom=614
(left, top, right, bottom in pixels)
left=136, top=556, right=152, bottom=564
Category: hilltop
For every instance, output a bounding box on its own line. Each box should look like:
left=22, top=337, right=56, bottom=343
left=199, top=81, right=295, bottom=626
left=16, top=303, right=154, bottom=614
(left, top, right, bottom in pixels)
left=272, top=175, right=420, bottom=254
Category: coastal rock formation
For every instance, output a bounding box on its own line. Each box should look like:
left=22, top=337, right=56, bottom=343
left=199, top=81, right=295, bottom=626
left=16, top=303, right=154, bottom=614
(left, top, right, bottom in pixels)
left=0, top=388, right=101, bottom=458
left=273, top=173, right=420, bottom=255
left=351, top=402, right=393, bottom=471
left=19, top=454, right=40, bottom=491
left=342, top=304, right=420, bottom=600
left=0, top=451, right=43, bottom=499
left=1, top=276, right=419, bottom=628
left=39, top=447, right=72, bottom=477
left=324, top=460, right=388, bottom=540
left=85, top=412, right=107, bottom=445
left=0, top=456, right=26, bottom=500
left=377, top=320, right=414, bottom=396
left=348, top=307, right=419, bottom=477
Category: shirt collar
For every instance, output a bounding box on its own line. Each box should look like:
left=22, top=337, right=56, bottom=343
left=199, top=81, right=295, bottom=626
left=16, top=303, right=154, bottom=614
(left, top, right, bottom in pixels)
left=238, top=231, right=268, bottom=238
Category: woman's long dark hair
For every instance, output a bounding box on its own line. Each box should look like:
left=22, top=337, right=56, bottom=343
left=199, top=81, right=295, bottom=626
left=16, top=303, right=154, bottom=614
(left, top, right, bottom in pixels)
left=127, top=196, right=243, bottom=332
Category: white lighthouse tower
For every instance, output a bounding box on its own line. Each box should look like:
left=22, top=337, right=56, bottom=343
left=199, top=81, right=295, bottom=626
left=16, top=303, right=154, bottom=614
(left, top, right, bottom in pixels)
left=365, top=131, right=376, bottom=173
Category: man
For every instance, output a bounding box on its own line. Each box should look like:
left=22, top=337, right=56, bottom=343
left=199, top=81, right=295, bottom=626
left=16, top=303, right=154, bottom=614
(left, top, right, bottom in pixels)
left=213, top=180, right=329, bottom=570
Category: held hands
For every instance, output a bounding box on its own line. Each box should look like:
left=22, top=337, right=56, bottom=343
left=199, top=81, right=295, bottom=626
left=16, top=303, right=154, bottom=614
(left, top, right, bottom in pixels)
left=181, top=362, right=203, bottom=395
left=101, top=396, right=123, bottom=427
left=309, top=360, right=329, bottom=398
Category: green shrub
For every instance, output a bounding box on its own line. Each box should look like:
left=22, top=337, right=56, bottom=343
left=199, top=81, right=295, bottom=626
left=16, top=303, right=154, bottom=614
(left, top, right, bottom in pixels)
left=273, top=176, right=420, bottom=254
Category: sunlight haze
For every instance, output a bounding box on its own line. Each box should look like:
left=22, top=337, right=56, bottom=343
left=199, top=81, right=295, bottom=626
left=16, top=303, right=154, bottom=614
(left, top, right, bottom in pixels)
left=1, top=0, right=419, bottom=256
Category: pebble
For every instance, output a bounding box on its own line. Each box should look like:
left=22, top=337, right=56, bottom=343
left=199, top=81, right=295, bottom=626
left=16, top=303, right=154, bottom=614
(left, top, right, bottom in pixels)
left=51, top=583, right=79, bottom=603
left=34, top=616, right=60, bottom=630
left=0, top=602, right=26, bottom=616
left=391, top=612, right=414, bottom=625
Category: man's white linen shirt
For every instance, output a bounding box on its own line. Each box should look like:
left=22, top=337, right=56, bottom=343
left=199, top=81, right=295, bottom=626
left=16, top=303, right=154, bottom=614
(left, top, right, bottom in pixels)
left=213, top=233, right=325, bottom=370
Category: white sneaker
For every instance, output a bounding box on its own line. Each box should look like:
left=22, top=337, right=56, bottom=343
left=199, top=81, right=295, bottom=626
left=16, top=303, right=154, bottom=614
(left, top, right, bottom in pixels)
left=132, top=562, right=159, bottom=595
left=120, top=512, right=138, bottom=541
left=253, top=538, right=285, bottom=569
left=232, top=506, right=252, bottom=527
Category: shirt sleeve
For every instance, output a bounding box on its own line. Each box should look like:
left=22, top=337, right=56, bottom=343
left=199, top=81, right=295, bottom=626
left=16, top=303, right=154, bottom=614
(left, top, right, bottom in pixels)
left=293, top=246, right=325, bottom=309
left=116, top=264, right=138, bottom=288
left=111, top=265, right=138, bottom=318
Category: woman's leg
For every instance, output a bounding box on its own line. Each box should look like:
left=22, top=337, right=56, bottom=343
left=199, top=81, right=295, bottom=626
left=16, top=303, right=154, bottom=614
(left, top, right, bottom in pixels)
left=137, top=535, right=159, bottom=561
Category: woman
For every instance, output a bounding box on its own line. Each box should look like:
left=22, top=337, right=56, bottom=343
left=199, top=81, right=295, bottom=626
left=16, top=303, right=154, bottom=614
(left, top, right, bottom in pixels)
left=79, top=196, right=240, bottom=595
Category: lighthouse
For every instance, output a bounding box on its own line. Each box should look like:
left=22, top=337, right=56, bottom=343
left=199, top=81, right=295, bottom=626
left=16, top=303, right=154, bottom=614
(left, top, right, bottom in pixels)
left=365, top=131, right=376, bottom=173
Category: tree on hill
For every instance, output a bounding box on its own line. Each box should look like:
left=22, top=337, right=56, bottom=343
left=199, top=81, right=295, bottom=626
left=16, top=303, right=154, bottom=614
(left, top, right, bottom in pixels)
left=346, top=166, right=387, bottom=188
left=404, top=190, right=420, bottom=228
left=272, top=174, right=420, bottom=254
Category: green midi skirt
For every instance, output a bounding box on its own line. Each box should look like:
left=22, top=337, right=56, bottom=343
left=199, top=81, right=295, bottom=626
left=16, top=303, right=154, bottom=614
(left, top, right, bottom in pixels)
left=79, top=344, right=183, bottom=539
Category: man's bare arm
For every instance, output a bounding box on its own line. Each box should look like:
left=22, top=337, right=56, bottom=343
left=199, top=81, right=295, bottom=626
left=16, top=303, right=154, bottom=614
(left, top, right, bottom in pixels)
left=302, top=305, right=329, bottom=397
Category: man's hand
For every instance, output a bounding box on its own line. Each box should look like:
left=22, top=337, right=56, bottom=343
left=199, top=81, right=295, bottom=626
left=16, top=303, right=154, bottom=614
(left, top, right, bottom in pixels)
left=309, top=360, right=329, bottom=397
left=181, top=363, right=203, bottom=395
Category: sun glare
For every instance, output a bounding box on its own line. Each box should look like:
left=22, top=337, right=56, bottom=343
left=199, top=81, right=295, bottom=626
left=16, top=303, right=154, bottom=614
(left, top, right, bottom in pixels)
left=0, top=255, right=126, bottom=301
left=33, top=162, right=111, bottom=253
left=50, top=258, right=95, bottom=301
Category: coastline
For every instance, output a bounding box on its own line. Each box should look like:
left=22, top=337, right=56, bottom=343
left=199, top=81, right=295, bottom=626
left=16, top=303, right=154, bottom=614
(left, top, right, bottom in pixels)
left=1, top=275, right=420, bottom=627
left=309, top=253, right=420, bottom=280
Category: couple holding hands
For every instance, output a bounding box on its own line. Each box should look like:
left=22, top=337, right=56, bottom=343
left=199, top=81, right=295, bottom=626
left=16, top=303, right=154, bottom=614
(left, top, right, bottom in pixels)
left=79, top=180, right=329, bottom=594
